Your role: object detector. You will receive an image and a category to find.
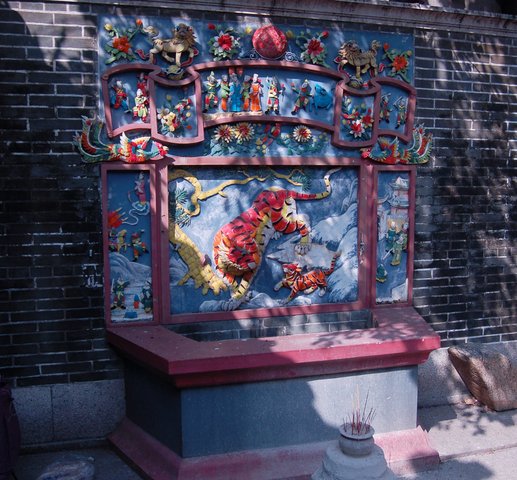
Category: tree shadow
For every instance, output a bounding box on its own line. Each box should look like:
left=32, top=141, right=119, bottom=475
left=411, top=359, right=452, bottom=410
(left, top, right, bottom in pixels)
left=401, top=456, right=493, bottom=479
left=412, top=23, right=517, bottom=347
left=419, top=403, right=517, bottom=437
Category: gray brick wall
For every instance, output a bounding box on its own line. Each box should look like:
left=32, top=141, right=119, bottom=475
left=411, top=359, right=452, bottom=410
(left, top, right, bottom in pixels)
left=0, top=1, right=122, bottom=387
left=412, top=30, right=517, bottom=346
left=1, top=0, right=516, bottom=388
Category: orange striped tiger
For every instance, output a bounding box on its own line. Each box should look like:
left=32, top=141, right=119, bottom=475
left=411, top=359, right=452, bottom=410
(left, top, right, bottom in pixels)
left=213, top=168, right=340, bottom=310
left=274, top=252, right=341, bottom=304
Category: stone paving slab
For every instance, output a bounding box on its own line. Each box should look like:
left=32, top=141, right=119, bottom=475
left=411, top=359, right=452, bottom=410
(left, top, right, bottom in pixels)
left=417, top=403, right=517, bottom=460
left=15, top=447, right=143, bottom=480
left=400, top=445, right=517, bottom=480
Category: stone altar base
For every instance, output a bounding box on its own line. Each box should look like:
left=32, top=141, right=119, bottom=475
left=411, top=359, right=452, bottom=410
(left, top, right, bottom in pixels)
left=109, top=357, right=439, bottom=480
left=107, top=307, right=440, bottom=479
left=109, top=419, right=437, bottom=480
left=312, top=443, right=396, bottom=480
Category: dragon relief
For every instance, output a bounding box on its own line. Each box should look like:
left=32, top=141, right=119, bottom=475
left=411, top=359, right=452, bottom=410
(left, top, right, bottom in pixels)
left=168, top=169, right=264, bottom=297
left=169, top=223, right=227, bottom=296
left=212, top=168, right=341, bottom=310
left=335, top=39, right=381, bottom=80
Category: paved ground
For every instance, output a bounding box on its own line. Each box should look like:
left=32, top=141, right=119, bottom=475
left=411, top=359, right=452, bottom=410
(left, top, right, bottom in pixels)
left=400, top=403, right=517, bottom=479
left=14, top=447, right=143, bottom=480
left=14, top=402, right=517, bottom=479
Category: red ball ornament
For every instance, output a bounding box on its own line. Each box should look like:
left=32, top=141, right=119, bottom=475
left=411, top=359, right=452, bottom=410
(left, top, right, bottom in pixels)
left=252, top=25, right=288, bottom=60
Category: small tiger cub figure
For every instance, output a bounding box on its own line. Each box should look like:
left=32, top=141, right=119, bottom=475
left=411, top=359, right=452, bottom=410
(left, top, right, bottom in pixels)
left=274, top=252, right=341, bottom=304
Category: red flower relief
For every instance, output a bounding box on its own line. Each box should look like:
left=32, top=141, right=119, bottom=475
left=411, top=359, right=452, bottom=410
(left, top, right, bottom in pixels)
left=307, top=38, right=323, bottom=55
left=362, top=112, right=373, bottom=128
left=208, top=23, right=216, bottom=30
left=218, top=34, right=233, bottom=51
left=113, top=36, right=130, bottom=53
left=392, top=55, right=408, bottom=71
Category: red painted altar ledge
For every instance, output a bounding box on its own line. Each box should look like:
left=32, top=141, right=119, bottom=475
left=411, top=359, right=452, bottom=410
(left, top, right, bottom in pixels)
left=106, top=306, right=440, bottom=388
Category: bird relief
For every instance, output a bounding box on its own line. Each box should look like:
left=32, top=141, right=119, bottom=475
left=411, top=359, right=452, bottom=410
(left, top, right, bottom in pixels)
left=361, top=125, right=432, bottom=164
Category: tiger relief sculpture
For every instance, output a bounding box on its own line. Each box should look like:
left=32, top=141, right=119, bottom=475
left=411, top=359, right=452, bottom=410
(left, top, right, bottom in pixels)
left=213, top=168, right=340, bottom=310
left=274, top=251, right=341, bottom=304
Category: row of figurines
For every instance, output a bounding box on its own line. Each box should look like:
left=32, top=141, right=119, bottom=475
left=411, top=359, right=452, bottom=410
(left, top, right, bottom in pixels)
left=109, top=70, right=407, bottom=131
left=202, top=71, right=333, bottom=115
left=108, top=72, right=325, bottom=124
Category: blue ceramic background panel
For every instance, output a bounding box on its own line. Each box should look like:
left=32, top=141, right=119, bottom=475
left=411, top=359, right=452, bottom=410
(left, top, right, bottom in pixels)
left=98, top=16, right=414, bottom=82
left=168, top=166, right=359, bottom=314
left=376, top=171, right=410, bottom=304
left=107, top=171, right=154, bottom=322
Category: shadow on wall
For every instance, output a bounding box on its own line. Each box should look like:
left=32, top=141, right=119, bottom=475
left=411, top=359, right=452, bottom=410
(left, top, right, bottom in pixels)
left=0, top=0, right=419, bottom=460
left=405, top=0, right=517, bottom=15
left=0, top=0, right=125, bottom=450
left=0, top=0, right=121, bottom=383
left=412, top=21, right=517, bottom=345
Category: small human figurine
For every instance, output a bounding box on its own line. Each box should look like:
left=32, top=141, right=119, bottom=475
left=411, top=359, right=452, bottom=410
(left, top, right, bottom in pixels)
left=265, top=77, right=284, bottom=115
left=109, top=228, right=127, bottom=253
left=241, top=75, right=252, bottom=111
left=133, top=294, right=140, bottom=309
left=399, top=222, right=409, bottom=250
left=312, top=84, right=333, bottom=111
left=132, top=88, right=149, bottom=122
left=376, top=264, right=388, bottom=283
left=394, top=97, right=407, bottom=127
left=111, top=278, right=129, bottom=310
left=379, top=93, right=392, bottom=123
left=130, top=230, right=148, bottom=262
left=249, top=73, right=263, bottom=112
left=219, top=74, right=230, bottom=112
left=110, top=80, right=130, bottom=112
left=291, top=79, right=312, bottom=115
left=385, top=220, right=397, bottom=252
left=141, top=280, right=153, bottom=313
left=136, top=72, right=148, bottom=96
left=391, top=235, right=405, bottom=266
left=203, top=71, right=219, bottom=112
left=228, top=73, right=243, bottom=112
left=134, top=172, right=147, bottom=205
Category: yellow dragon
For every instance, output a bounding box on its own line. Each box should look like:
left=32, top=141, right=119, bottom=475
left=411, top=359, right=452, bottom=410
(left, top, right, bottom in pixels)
left=168, top=169, right=266, bottom=296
